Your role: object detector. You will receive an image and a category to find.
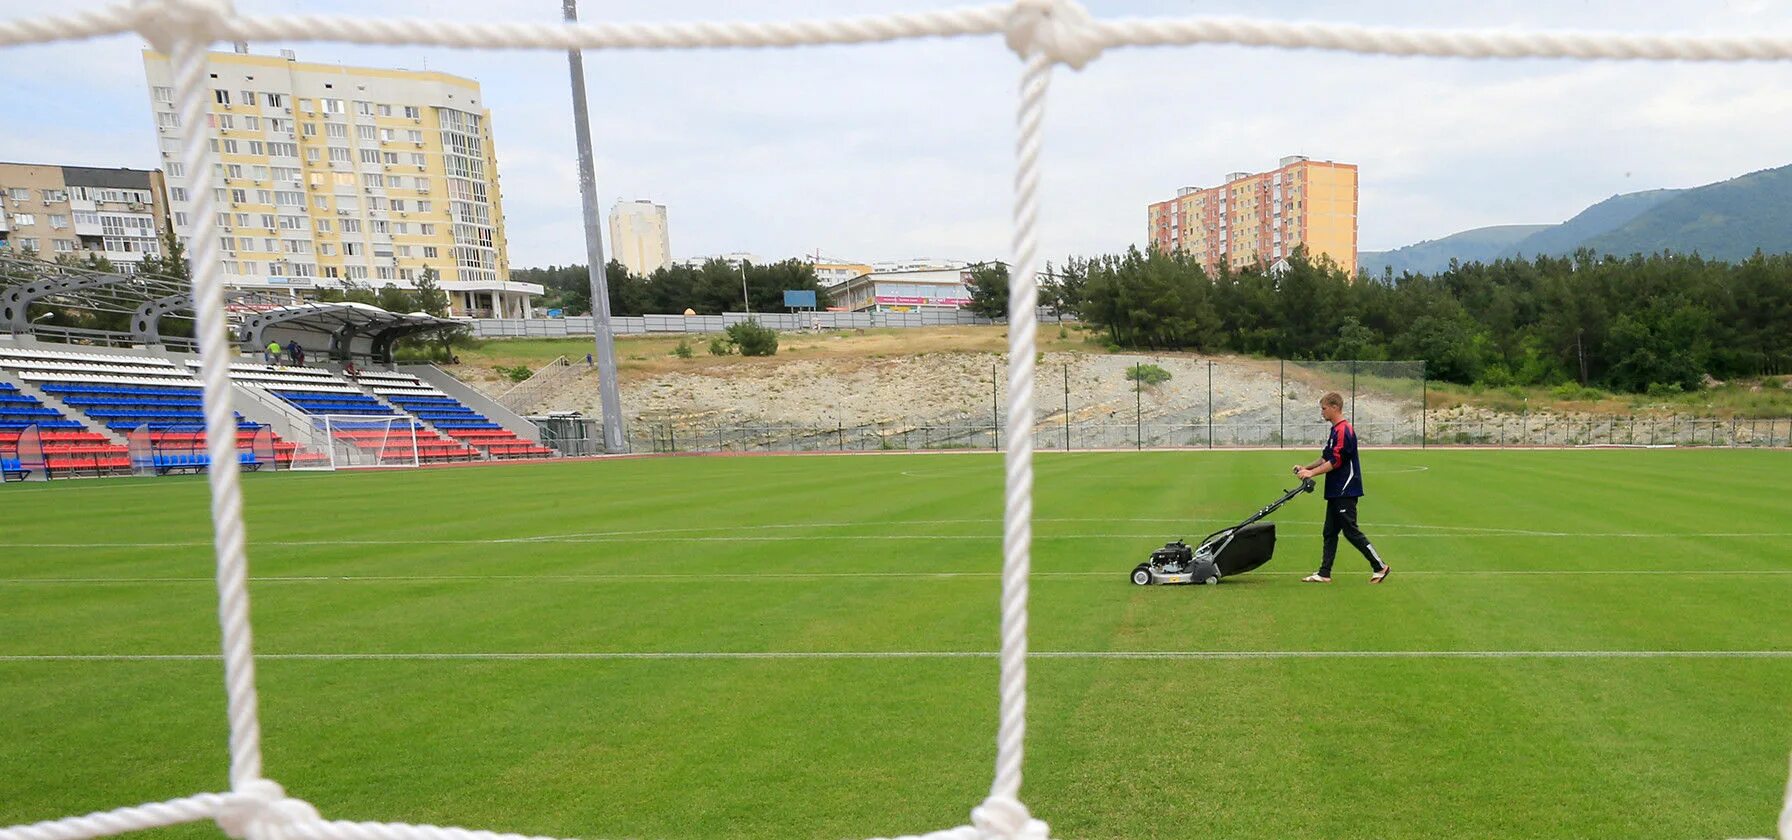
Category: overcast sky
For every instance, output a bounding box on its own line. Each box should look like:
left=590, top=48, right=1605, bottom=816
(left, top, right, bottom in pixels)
left=4, top=0, right=1791, bottom=267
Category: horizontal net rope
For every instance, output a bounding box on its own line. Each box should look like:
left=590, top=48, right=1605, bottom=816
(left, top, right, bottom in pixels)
left=0, top=1, right=1787, bottom=839
left=15, top=1, right=1792, bottom=61
left=0, top=795, right=229, bottom=840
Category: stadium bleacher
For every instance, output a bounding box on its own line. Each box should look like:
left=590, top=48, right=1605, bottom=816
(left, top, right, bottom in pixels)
left=0, top=373, right=132, bottom=476
left=0, top=347, right=321, bottom=474
left=355, top=371, right=555, bottom=459
left=0, top=344, right=557, bottom=478
left=220, top=363, right=481, bottom=463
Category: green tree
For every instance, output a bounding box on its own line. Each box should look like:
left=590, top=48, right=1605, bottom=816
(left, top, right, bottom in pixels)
left=965, top=262, right=1010, bottom=319
left=137, top=221, right=189, bottom=281
left=411, top=267, right=464, bottom=361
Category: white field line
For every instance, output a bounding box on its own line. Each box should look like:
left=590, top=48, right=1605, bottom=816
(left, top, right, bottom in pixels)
left=7, top=514, right=1791, bottom=548
left=10, top=529, right=1792, bottom=548
left=5, top=569, right=1792, bottom=585
left=3, top=650, right=1791, bottom=663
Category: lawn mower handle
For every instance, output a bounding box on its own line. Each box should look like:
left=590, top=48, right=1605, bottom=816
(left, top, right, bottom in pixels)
left=1197, top=478, right=1318, bottom=546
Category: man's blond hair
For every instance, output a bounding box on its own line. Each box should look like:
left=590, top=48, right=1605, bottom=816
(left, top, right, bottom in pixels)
left=1320, top=392, right=1344, bottom=411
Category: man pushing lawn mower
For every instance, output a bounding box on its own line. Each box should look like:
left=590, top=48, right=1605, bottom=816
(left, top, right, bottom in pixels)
left=1295, top=392, right=1391, bottom=584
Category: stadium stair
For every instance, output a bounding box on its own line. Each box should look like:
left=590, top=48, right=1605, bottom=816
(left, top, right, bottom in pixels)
left=354, top=370, right=555, bottom=460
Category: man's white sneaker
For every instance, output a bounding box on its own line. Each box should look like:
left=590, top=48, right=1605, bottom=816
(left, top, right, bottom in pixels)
left=1301, top=573, right=1332, bottom=583
left=1371, top=565, right=1391, bottom=584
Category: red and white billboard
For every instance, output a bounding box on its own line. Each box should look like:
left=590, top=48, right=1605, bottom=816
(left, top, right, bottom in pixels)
left=874, top=295, right=971, bottom=306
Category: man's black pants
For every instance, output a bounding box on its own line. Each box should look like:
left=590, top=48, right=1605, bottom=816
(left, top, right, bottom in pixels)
left=1319, top=495, right=1385, bottom=577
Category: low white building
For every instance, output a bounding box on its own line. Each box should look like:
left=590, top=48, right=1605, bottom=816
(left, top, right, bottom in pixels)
left=832, top=265, right=983, bottom=312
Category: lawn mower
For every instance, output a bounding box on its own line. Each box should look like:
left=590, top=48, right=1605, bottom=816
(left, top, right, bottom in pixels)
left=1130, top=478, right=1315, bottom=585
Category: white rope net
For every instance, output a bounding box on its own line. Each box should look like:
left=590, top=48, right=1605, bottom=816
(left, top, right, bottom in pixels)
left=1, top=1, right=1789, bottom=839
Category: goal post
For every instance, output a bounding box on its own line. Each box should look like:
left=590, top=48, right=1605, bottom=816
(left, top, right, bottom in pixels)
left=302, top=414, right=422, bottom=470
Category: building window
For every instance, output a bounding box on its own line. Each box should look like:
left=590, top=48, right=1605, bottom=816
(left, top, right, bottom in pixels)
left=343, top=242, right=362, bottom=256
left=327, top=123, right=347, bottom=140
left=404, top=106, right=421, bottom=119
left=11, top=213, right=34, bottom=226
left=341, top=219, right=362, bottom=233
left=53, top=239, right=76, bottom=253
left=422, top=246, right=438, bottom=259
left=221, top=139, right=239, bottom=154
left=214, top=89, right=230, bottom=105
left=356, top=100, right=373, bottom=116
left=156, top=111, right=180, bottom=128
left=360, top=149, right=380, bottom=164
left=170, top=188, right=189, bottom=202
left=417, top=200, right=432, bottom=212
left=378, top=104, right=393, bottom=117
left=357, top=125, right=376, bottom=141
left=303, top=123, right=317, bottom=137
left=48, top=215, right=67, bottom=229
left=323, top=98, right=344, bottom=114
left=265, top=93, right=284, bottom=108
left=329, top=147, right=351, bottom=163
left=419, top=223, right=435, bottom=235
left=154, top=86, right=173, bottom=102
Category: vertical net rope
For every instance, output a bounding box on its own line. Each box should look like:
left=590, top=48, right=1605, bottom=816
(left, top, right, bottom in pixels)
left=0, top=1, right=1789, bottom=839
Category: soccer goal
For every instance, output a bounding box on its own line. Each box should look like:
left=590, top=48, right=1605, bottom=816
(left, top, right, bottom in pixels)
left=297, top=415, right=421, bottom=470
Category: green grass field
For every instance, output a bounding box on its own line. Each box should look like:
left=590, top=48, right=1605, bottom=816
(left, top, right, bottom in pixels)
left=3, top=450, right=1791, bottom=839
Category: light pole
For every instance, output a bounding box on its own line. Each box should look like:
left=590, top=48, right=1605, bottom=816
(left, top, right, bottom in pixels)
left=564, top=0, right=625, bottom=453
left=741, top=261, right=750, bottom=317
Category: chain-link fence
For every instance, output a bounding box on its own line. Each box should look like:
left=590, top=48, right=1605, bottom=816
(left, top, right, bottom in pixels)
left=529, top=359, right=1438, bottom=454
left=528, top=356, right=1792, bottom=455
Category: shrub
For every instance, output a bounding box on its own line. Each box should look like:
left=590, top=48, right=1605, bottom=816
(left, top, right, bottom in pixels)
left=1647, top=382, right=1685, bottom=398
left=494, top=364, right=533, bottom=383
left=1550, top=383, right=1605, bottom=402
left=1125, top=363, right=1172, bottom=386
left=672, top=339, right=694, bottom=359
left=708, top=336, right=733, bottom=356
left=726, top=321, right=779, bottom=357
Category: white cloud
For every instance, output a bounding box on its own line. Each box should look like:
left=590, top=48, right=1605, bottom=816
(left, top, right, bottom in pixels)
left=5, top=0, right=1792, bottom=265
